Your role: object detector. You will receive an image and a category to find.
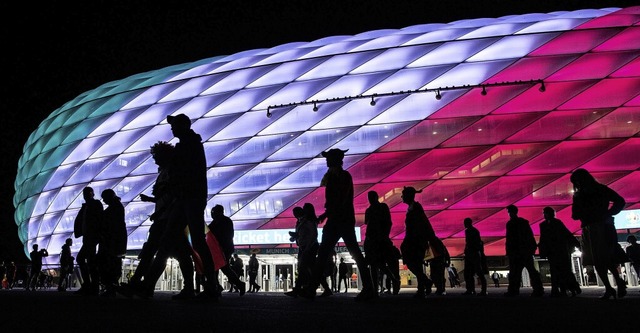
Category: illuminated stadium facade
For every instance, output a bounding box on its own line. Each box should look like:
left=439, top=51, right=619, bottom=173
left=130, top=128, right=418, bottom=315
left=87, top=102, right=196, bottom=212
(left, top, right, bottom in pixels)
left=15, top=7, right=640, bottom=267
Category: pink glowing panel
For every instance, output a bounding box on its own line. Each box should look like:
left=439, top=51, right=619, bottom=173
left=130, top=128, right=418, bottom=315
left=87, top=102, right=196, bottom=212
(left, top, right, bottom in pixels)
left=547, top=52, right=639, bottom=81
left=493, top=80, right=594, bottom=114
left=559, top=78, right=640, bottom=110
left=553, top=207, right=583, bottom=234
left=389, top=212, right=410, bottom=239
left=430, top=85, right=532, bottom=119
left=483, top=238, right=506, bottom=256
left=349, top=151, right=421, bottom=185
left=529, top=29, right=621, bottom=56
left=420, top=178, right=498, bottom=210
left=487, top=55, right=577, bottom=83
left=442, top=238, right=467, bottom=257
left=385, top=146, right=490, bottom=182
left=571, top=107, right=640, bottom=139
left=353, top=182, right=428, bottom=214
left=450, top=174, right=560, bottom=209
left=379, top=117, right=480, bottom=151
left=505, top=109, right=610, bottom=143
left=441, top=113, right=544, bottom=147
left=428, top=209, right=499, bottom=238
left=509, top=139, right=622, bottom=175
left=609, top=171, right=640, bottom=204
left=444, top=142, right=555, bottom=179
left=610, top=56, right=640, bottom=77
left=581, top=138, right=640, bottom=171
left=592, top=27, right=640, bottom=52
left=627, top=94, right=640, bottom=107
left=515, top=174, right=574, bottom=207
left=576, top=13, right=640, bottom=29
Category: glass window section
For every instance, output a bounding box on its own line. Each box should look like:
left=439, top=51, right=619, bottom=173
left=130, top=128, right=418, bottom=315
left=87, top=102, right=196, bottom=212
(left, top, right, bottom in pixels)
left=516, top=18, right=589, bottom=34
left=53, top=209, right=77, bottom=234
left=444, top=142, right=555, bottom=178
left=208, top=111, right=277, bottom=141
left=159, top=74, right=229, bottom=103
left=427, top=59, right=515, bottom=89
left=571, top=107, right=640, bottom=139
left=191, top=114, right=241, bottom=142
left=459, top=23, right=529, bottom=39
left=207, top=164, right=257, bottom=195
left=263, top=101, right=346, bottom=134
left=247, top=58, right=326, bottom=88
left=266, top=127, right=358, bottom=161
left=350, top=33, right=426, bottom=52
left=441, top=113, right=544, bottom=147
left=62, top=134, right=112, bottom=165
left=370, top=90, right=465, bottom=124
left=32, top=190, right=59, bottom=216
left=467, top=33, right=559, bottom=62
left=90, top=128, right=149, bottom=158
left=432, top=84, right=533, bottom=119
left=592, top=27, right=640, bottom=52
left=95, top=151, right=151, bottom=180
left=514, top=174, right=574, bottom=207
left=307, top=72, right=392, bottom=103
left=221, top=160, right=308, bottom=194
left=609, top=171, right=640, bottom=204
left=385, top=146, right=490, bottom=182
left=547, top=52, right=638, bottom=81
left=121, top=81, right=184, bottom=110
left=506, top=109, right=610, bottom=143
left=420, top=178, right=498, bottom=210
left=348, top=151, right=419, bottom=184
left=487, top=55, right=578, bottom=84
left=610, top=56, right=640, bottom=78
left=580, top=138, right=640, bottom=172
left=530, top=29, right=622, bottom=56
left=65, top=156, right=116, bottom=185
left=204, top=85, right=284, bottom=117
left=450, top=174, right=560, bottom=209
left=204, top=138, right=250, bottom=167
left=330, top=123, right=416, bottom=155
left=559, top=78, right=640, bottom=110
left=410, top=38, right=499, bottom=67
left=379, top=117, right=481, bottom=152
left=207, top=192, right=263, bottom=217
left=199, top=66, right=276, bottom=95
left=403, top=28, right=475, bottom=46
left=270, top=158, right=327, bottom=190
left=113, top=174, right=157, bottom=203
left=298, top=52, right=383, bottom=81
left=217, top=133, right=301, bottom=166
left=126, top=226, right=151, bottom=251
left=43, top=162, right=82, bottom=191
left=39, top=211, right=60, bottom=235
left=124, top=201, right=156, bottom=228
left=299, top=40, right=371, bottom=59
left=88, top=107, right=146, bottom=138
left=122, top=100, right=188, bottom=130
left=252, top=79, right=335, bottom=111
left=493, top=80, right=595, bottom=114
left=510, top=139, right=622, bottom=175
left=363, top=65, right=453, bottom=97
left=231, top=189, right=316, bottom=220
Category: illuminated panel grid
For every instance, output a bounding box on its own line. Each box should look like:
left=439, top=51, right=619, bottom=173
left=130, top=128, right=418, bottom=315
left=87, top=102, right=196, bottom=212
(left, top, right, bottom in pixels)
left=14, top=7, right=640, bottom=265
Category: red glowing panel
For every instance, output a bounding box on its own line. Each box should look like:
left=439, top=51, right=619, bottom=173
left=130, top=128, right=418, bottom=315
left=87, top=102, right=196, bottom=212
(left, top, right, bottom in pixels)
left=450, top=174, right=560, bottom=209
left=626, top=94, right=640, bottom=106
left=379, top=117, right=480, bottom=151
left=559, top=78, right=640, bottom=110
left=441, top=113, right=544, bottom=147
left=530, top=29, right=620, bottom=55
left=610, top=56, right=640, bottom=77
left=487, top=55, right=577, bottom=82
left=581, top=138, right=640, bottom=171
left=576, top=13, right=640, bottom=29
left=509, top=139, right=622, bottom=175
left=593, top=27, right=640, bottom=52
left=483, top=238, right=506, bottom=256
left=384, top=146, right=490, bottom=182
left=348, top=151, right=420, bottom=184
left=444, top=142, right=555, bottom=178
left=515, top=174, right=574, bottom=207
left=546, top=52, right=638, bottom=81
left=493, top=80, right=594, bottom=114
left=505, top=109, right=610, bottom=143
left=609, top=171, right=640, bottom=203
left=442, top=238, right=467, bottom=257
left=430, top=85, right=530, bottom=119
left=428, top=208, right=499, bottom=237
left=420, top=178, right=498, bottom=210
left=571, top=107, right=640, bottom=139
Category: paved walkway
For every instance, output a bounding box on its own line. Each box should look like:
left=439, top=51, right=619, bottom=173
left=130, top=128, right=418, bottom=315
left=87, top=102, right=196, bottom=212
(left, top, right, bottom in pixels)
left=1, top=286, right=638, bottom=332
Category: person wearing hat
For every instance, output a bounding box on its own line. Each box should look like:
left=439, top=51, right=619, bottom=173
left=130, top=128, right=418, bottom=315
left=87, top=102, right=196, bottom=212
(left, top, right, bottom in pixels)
left=400, top=186, right=435, bottom=298
left=298, top=148, right=376, bottom=301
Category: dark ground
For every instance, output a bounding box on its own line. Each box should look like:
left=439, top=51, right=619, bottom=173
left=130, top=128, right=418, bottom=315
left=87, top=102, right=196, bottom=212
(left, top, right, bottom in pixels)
left=1, top=286, right=638, bottom=332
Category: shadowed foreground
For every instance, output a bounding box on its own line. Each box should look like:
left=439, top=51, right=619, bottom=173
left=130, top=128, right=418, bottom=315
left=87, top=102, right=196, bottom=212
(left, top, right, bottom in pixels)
left=2, top=286, right=638, bottom=332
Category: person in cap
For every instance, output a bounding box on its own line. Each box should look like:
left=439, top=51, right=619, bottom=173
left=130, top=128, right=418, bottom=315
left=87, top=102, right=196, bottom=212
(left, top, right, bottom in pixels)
left=298, top=148, right=376, bottom=301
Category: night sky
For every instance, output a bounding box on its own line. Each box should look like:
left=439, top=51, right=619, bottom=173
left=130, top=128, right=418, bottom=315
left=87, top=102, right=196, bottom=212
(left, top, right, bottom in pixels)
left=3, top=0, right=635, bottom=262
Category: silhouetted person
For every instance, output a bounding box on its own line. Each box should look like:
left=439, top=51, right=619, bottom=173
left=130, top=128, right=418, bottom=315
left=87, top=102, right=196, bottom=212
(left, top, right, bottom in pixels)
left=364, top=190, right=400, bottom=296
left=330, top=253, right=338, bottom=293
left=248, top=253, right=260, bottom=293
left=626, top=235, right=640, bottom=280
left=462, top=217, right=488, bottom=296
left=298, top=148, right=375, bottom=301
left=27, top=244, right=48, bottom=291
left=6, top=261, right=16, bottom=289
left=209, top=204, right=245, bottom=296
left=320, top=254, right=334, bottom=297
left=74, top=186, right=104, bottom=296
left=58, top=238, right=74, bottom=292
left=427, top=236, right=450, bottom=295
left=448, top=265, right=460, bottom=288
left=570, top=168, right=626, bottom=299
left=400, top=186, right=434, bottom=299
left=228, top=253, right=244, bottom=292
left=337, top=257, right=349, bottom=293
left=97, top=189, right=127, bottom=297
left=538, top=206, right=581, bottom=297
left=503, top=205, right=544, bottom=297
left=166, top=113, right=218, bottom=299
left=286, top=204, right=320, bottom=297
left=491, top=271, right=500, bottom=287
